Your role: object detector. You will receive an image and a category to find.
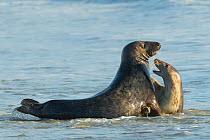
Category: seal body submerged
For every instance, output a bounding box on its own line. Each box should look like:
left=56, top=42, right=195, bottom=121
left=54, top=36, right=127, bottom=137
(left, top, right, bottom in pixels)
left=152, top=59, right=183, bottom=115
left=16, top=41, right=162, bottom=119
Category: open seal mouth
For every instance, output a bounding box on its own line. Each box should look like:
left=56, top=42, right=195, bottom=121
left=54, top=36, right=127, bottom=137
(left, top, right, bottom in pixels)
left=153, top=59, right=162, bottom=76
left=148, top=45, right=161, bottom=57
left=148, top=50, right=157, bottom=57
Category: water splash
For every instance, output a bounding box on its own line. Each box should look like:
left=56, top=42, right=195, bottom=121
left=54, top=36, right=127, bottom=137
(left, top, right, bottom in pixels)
left=11, top=109, right=41, bottom=121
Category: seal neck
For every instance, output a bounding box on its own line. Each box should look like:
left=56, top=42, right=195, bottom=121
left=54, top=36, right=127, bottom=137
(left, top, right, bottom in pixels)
left=140, top=53, right=149, bottom=61
left=118, top=59, right=150, bottom=77
left=137, top=53, right=150, bottom=67
left=163, top=73, right=182, bottom=98
left=139, top=59, right=149, bottom=68
left=121, top=56, right=150, bottom=69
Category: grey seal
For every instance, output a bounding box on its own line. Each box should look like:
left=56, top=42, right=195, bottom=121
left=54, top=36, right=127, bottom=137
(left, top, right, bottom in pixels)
left=152, top=59, right=183, bottom=115
left=15, top=41, right=162, bottom=119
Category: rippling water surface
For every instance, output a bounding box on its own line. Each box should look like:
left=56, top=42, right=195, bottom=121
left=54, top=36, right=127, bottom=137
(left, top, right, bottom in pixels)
left=1, top=0, right=210, bottom=139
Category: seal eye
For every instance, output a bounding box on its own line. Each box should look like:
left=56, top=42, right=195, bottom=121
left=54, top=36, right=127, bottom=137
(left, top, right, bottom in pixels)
left=165, top=64, right=169, bottom=68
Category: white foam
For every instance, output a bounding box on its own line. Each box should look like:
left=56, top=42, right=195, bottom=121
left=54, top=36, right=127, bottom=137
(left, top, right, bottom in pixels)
left=11, top=109, right=41, bottom=121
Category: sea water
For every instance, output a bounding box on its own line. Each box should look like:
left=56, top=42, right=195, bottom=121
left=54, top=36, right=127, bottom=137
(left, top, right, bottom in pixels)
left=1, top=0, right=210, bottom=139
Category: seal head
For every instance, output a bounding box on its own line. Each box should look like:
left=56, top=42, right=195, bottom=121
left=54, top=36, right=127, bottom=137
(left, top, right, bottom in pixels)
left=122, top=41, right=161, bottom=66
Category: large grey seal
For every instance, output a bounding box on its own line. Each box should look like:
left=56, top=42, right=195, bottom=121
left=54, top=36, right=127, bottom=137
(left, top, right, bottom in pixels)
left=152, top=59, right=183, bottom=115
left=15, top=41, right=162, bottom=119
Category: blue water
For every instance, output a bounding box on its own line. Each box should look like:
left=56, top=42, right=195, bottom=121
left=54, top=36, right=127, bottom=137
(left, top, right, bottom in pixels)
left=1, top=0, right=210, bottom=139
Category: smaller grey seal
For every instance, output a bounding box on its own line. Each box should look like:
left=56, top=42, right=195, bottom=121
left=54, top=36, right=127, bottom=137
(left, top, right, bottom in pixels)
left=152, top=59, right=183, bottom=115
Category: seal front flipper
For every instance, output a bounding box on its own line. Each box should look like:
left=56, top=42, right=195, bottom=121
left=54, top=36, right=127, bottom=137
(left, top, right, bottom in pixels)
left=140, top=101, right=162, bottom=117
left=141, top=104, right=151, bottom=117
left=151, top=77, right=164, bottom=97
left=151, top=77, right=163, bottom=88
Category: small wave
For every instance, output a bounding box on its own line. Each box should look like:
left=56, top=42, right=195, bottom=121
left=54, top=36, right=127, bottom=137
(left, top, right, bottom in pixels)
left=9, top=109, right=210, bottom=123
left=170, top=0, right=210, bottom=6
left=0, top=2, right=8, bottom=6
left=11, top=109, right=41, bottom=121
left=184, top=109, right=210, bottom=116
left=0, top=1, right=50, bottom=7
left=51, top=0, right=139, bottom=4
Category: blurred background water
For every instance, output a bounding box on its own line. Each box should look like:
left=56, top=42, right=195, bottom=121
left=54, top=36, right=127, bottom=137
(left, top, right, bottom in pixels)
left=1, top=0, right=210, bottom=139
